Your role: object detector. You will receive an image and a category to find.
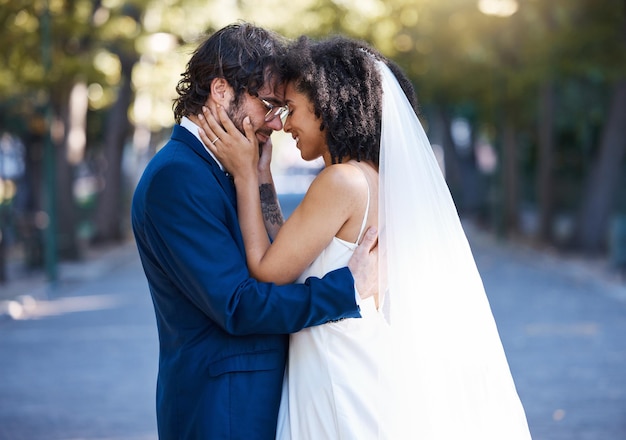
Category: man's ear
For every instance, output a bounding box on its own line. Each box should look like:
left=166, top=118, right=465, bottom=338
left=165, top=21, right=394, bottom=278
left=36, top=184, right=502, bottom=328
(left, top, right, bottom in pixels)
left=209, top=78, right=234, bottom=106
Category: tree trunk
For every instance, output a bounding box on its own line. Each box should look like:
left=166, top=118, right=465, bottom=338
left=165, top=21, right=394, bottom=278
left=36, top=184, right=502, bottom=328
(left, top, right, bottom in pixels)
left=92, top=53, right=136, bottom=243
left=439, top=108, right=463, bottom=207
left=502, top=116, right=519, bottom=237
left=537, top=81, right=556, bottom=243
left=55, top=102, right=80, bottom=260
left=0, top=206, right=6, bottom=282
left=574, top=79, right=626, bottom=253
left=22, top=133, right=45, bottom=269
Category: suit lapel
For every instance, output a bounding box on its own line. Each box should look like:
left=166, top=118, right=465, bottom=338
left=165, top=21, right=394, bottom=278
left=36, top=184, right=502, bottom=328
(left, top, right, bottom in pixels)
left=213, top=167, right=237, bottom=206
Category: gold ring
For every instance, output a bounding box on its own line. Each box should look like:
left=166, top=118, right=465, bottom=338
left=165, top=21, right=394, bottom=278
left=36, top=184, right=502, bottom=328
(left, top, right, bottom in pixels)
left=211, top=137, right=219, bottom=144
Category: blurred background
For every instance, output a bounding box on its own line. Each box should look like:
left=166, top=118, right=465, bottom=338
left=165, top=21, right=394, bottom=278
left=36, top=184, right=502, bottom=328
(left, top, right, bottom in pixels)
left=0, top=0, right=625, bottom=284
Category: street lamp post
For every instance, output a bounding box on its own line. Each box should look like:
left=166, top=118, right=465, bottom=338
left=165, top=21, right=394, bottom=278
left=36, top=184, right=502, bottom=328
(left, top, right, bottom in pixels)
left=41, top=0, right=58, bottom=283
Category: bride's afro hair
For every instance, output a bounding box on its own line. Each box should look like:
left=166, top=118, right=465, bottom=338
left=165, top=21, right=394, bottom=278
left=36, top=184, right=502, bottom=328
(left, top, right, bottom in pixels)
left=280, top=35, right=418, bottom=165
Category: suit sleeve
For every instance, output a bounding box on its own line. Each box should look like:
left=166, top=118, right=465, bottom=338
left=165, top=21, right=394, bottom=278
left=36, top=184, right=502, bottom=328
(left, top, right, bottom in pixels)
left=138, top=159, right=361, bottom=335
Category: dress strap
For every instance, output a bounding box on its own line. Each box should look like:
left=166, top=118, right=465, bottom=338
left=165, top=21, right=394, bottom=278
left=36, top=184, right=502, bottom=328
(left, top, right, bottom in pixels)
left=349, top=163, right=371, bottom=244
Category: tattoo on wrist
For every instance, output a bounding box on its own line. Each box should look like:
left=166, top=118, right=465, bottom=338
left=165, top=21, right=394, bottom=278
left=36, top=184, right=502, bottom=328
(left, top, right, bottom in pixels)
left=260, top=183, right=284, bottom=226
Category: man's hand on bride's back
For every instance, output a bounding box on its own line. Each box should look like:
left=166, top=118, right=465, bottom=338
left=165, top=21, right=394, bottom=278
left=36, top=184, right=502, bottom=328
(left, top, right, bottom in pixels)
left=348, top=227, right=378, bottom=302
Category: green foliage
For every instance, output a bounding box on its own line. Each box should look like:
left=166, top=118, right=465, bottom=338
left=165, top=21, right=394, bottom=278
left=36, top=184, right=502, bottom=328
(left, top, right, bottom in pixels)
left=0, top=0, right=623, bottom=245
left=1, top=0, right=622, bottom=127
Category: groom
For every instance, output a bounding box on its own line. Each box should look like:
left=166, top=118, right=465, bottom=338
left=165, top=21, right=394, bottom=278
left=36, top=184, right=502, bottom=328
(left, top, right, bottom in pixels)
left=131, top=22, right=378, bottom=439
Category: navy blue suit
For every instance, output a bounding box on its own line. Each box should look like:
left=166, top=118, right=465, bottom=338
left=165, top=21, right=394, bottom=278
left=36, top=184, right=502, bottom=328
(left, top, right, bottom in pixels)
left=131, top=125, right=360, bottom=439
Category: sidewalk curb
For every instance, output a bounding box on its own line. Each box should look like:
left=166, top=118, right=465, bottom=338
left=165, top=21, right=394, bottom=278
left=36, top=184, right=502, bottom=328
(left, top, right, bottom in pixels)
left=3, top=226, right=625, bottom=320
left=0, top=241, right=139, bottom=320
left=465, top=222, right=626, bottom=302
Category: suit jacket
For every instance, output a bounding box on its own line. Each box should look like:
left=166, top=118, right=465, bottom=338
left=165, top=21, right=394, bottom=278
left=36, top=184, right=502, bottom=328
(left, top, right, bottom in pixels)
left=131, top=125, right=360, bottom=439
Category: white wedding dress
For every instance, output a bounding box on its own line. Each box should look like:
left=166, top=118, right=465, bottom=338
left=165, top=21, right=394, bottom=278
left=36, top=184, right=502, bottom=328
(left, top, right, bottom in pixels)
left=276, top=186, right=394, bottom=439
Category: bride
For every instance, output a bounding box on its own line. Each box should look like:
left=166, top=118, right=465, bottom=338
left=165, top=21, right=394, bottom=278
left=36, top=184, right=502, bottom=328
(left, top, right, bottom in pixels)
left=198, top=35, right=532, bottom=439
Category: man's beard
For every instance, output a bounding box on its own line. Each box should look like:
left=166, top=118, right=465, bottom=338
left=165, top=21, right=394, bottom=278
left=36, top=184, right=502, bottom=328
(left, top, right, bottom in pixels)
left=226, top=98, right=272, bottom=147
left=226, top=100, right=246, bottom=136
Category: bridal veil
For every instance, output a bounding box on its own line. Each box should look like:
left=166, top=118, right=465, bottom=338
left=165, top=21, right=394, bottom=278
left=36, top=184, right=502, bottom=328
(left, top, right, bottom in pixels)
left=376, top=60, right=532, bottom=439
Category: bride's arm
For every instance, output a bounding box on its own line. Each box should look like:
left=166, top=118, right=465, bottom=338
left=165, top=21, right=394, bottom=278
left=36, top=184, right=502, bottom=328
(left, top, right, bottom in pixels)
left=253, top=167, right=357, bottom=283
left=237, top=166, right=358, bottom=284
left=198, top=106, right=358, bottom=285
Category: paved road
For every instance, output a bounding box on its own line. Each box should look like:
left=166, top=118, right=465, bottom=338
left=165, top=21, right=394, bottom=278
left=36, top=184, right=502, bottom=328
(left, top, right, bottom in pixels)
left=471, top=229, right=626, bottom=440
left=0, top=222, right=625, bottom=440
left=0, top=244, right=158, bottom=440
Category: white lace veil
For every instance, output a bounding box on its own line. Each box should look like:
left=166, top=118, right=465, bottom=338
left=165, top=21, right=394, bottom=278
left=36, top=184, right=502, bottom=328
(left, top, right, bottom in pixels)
left=377, top=60, right=532, bottom=439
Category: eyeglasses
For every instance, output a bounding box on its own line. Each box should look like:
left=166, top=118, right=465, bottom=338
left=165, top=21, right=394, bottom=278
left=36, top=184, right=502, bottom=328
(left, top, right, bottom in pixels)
left=256, top=96, right=289, bottom=122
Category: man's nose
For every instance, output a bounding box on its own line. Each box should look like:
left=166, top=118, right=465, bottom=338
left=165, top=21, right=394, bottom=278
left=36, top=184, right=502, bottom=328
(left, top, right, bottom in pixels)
left=266, top=116, right=284, bottom=131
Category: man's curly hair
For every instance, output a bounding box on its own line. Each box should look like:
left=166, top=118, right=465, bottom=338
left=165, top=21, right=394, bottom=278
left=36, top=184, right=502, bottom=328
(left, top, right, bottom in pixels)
left=280, top=35, right=418, bottom=165
left=173, top=22, right=286, bottom=124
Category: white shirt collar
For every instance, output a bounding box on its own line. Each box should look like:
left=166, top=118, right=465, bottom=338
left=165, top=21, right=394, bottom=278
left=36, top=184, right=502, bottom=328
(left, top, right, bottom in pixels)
left=180, top=116, right=224, bottom=171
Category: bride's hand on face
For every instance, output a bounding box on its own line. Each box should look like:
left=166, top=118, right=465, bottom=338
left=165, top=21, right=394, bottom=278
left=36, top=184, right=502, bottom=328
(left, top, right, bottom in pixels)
left=198, top=105, right=259, bottom=179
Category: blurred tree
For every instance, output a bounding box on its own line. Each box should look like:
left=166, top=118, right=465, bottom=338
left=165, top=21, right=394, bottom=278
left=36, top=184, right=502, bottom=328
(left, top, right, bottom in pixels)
left=380, top=0, right=534, bottom=236
left=1, top=0, right=625, bottom=278
left=0, top=0, right=133, bottom=262
left=92, top=1, right=144, bottom=243
left=571, top=0, right=626, bottom=253
left=1, top=1, right=52, bottom=272
left=528, top=0, right=560, bottom=244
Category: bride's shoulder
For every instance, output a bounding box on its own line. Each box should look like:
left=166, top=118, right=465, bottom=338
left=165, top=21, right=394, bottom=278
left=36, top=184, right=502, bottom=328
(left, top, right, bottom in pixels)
left=309, top=163, right=362, bottom=192
left=304, top=162, right=370, bottom=205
